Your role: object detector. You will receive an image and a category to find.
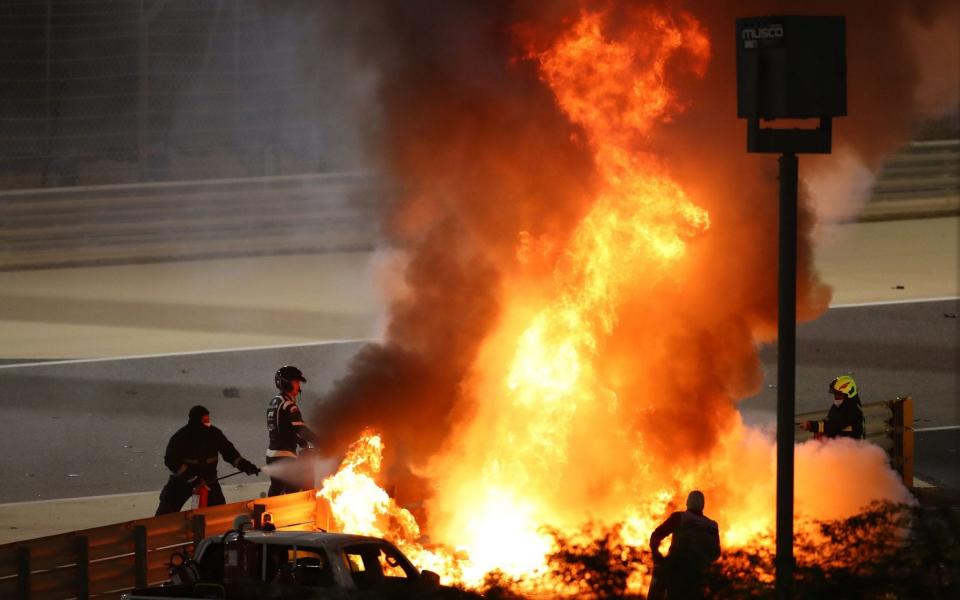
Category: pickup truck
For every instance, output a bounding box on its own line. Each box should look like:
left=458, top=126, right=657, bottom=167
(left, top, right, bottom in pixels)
left=121, top=528, right=473, bottom=599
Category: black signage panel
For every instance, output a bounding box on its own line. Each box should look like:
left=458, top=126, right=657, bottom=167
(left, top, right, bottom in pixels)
left=736, top=16, right=846, bottom=120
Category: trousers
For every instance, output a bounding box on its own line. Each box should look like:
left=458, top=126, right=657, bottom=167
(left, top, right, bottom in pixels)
left=155, top=474, right=225, bottom=515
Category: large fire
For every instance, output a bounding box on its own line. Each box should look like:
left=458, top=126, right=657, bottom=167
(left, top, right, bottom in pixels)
left=314, top=3, right=914, bottom=595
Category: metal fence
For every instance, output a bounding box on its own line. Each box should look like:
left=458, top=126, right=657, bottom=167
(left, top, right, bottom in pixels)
left=860, top=139, right=960, bottom=220
left=0, top=0, right=364, bottom=190
left=0, top=490, right=327, bottom=600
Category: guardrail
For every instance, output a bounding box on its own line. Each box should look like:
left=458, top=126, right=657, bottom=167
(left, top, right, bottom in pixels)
left=0, top=172, right=390, bottom=271
left=0, top=491, right=328, bottom=600
left=862, top=139, right=960, bottom=221
left=796, top=396, right=914, bottom=488
left=872, top=140, right=959, bottom=200
left=0, top=397, right=918, bottom=598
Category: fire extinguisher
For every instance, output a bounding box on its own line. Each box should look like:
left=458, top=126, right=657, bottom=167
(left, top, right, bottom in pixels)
left=223, top=520, right=258, bottom=593
left=190, top=481, right=209, bottom=509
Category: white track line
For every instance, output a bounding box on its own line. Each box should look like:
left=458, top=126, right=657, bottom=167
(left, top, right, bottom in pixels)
left=915, top=425, right=960, bottom=433
left=0, top=338, right=372, bottom=370
left=1, top=297, right=955, bottom=369
left=830, top=296, right=959, bottom=309
left=0, top=489, right=163, bottom=508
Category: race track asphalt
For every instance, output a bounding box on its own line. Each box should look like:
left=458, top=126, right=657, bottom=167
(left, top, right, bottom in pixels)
left=0, top=341, right=365, bottom=503
left=0, top=299, right=955, bottom=504
left=0, top=216, right=956, bottom=544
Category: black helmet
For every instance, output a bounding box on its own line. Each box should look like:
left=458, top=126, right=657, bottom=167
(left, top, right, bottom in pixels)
left=275, top=365, right=307, bottom=391
left=188, top=405, right=209, bottom=423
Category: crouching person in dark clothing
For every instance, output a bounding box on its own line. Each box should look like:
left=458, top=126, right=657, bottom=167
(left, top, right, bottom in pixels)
left=155, top=405, right=260, bottom=515
left=648, top=490, right=721, bottom=600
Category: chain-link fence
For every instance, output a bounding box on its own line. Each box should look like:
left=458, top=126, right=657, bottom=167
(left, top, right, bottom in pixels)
left=0, top=0, right=372, bottom=190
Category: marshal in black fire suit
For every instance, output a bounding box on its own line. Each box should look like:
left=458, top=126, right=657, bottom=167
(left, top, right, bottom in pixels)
left=155, top=405, right=259, bottom=515
left=804, top=375, right=866, bottom=439
left=648, top=491, right=721, bottom=600
left=266, top=365, right=318, bottom=496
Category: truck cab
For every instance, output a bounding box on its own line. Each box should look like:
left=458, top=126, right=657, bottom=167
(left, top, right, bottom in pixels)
left=123, top=530, right=453, bottom=599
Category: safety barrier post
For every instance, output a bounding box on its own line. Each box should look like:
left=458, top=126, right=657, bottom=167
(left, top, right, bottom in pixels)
left=895, top=396, right=914, bottom=488
left=192, top=515, right=206, bottom=548
left=134, top=525, right=148, bottom=589
left=17, top=546, right=29, bottom=600
left=75, top=536, right=89, bottom=600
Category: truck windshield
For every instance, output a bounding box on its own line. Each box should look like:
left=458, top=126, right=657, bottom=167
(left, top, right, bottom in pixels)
left=266, top=545, right=335, bottom=587
left=342, top=543, right=417, bottom=589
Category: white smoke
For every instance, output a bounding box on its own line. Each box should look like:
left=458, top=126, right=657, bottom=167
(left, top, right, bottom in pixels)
left=804, top=146, right=876, bottom=228
left=260, top=453, right=339, bottom=489
left=795, top=437, right=915, bottom=520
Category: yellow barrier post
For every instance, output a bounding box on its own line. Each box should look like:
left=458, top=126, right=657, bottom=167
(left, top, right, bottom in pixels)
left=897, top=396, right=914, bottom=488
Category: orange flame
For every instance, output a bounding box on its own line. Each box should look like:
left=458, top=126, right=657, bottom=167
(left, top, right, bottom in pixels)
left=318, top=432, right=419, bottom=541
left=422, top=7, right=713, bottom=586
left=317, top=5, right=912, bottom=595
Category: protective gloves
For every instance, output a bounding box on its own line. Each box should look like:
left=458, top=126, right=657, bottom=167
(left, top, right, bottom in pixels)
left=237, top=458, right=260, bottom=476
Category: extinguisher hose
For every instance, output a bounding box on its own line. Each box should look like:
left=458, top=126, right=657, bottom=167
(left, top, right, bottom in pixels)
left=217, top=470, right=242, bottom=482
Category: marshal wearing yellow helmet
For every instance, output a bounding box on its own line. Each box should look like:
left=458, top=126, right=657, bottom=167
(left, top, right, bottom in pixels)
left=803, top=375, right=866, bottom=439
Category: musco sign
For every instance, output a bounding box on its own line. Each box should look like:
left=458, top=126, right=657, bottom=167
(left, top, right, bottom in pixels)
left=735, top=15, right=846, bottom=120
left=741, top=23, right=784, bottom=48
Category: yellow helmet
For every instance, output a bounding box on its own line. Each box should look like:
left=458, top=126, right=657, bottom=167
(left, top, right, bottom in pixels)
left=829, top=375, right=858, bottom=398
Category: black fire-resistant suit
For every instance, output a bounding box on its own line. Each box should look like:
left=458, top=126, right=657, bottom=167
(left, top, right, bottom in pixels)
left=810, top=395, right=866, bottom=439
left=266, top=392, right=318, bottom=496
left=648, top=509, right=722, bottom=600
left=155, top=414, right=258, bottom=515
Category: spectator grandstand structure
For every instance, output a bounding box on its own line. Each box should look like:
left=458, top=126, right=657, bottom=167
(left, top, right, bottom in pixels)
left=0, top=0, right=367, bottom=189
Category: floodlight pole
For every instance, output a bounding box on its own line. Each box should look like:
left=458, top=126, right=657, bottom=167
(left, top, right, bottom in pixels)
left=775, top=152, right=798, bottom=600
left=736, top=15, right=846, bottom=598
left=745, top=118, right=833, bottom=600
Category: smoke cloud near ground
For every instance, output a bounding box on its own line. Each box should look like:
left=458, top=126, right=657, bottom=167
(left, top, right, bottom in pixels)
left=794, top=438, right=915, bottom=519
left=310, top=0, right=954, bottom=521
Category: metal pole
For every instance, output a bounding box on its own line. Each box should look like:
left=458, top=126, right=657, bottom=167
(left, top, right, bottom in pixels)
left=133, top=525, right=148, bottom=589
left=138, top=1, right=151, bottom=181
left=775, top=152, right=798, bottom=599
left=17, top=547, right=30, bottom=600
left=75, top=536, right=90, bottom=600
left=192, top=514, right=206, bottom=547
left=42, top=0, right=52, bottom=187
left=233, top=0, right=240, bottom=130
left=45, top=0, right=51, bottom=142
